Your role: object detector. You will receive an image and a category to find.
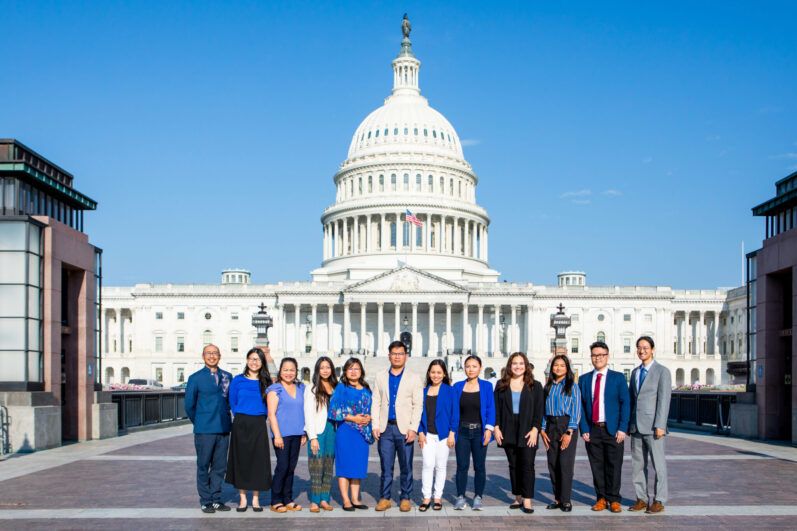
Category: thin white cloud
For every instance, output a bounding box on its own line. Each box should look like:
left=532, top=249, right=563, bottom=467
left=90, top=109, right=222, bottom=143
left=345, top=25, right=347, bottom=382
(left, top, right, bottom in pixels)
left=460, top=139, right=481, bottom=147
left=642, top=157, right=653, bottom=164
left=572, top=199, right=591, bottom=205
left=601, top=189, right=622, bottom=197
left=560, top=189, right=591, bottom=199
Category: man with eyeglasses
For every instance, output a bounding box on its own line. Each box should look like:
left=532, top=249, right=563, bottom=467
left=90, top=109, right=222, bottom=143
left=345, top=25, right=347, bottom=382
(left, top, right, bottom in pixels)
left=371, top=340, right=424, bottom=512
left=628, top=336, right=671, bottom=514
left=578, top=341, right=630, bottom=514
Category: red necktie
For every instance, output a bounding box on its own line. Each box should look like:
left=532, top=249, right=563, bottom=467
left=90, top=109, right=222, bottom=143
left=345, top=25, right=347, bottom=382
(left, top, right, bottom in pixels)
left=592, top=372, right=603, bottom=423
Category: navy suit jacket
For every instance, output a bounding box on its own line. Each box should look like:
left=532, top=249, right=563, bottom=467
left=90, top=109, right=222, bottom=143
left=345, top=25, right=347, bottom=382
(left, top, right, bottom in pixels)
left=185, top=367, right=233, bottom=434
left=418, top=383, right=459, bottom=439
left=577, top=369, right=630, bottom=436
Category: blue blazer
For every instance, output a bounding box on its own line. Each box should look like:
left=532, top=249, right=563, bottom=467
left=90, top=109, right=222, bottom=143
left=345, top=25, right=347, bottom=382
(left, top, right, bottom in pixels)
left=577, top=369, right=630, bottom=436
left=418, top=383, right=459, bottom=439
left=452, top=378, right=496, bottom=433
left=185, top=367, right=233, bottom=434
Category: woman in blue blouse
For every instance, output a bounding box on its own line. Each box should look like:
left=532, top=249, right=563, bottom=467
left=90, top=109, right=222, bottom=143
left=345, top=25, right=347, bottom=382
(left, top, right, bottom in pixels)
left=225, top=348, right=272, bottom=512
left=329, top=357, right=373, bottom=511
left=266, top=357, right=306, bottom=513
left=540, top=354, right=582, bottom=512
left=417, top=360, right=458, bottom=512
left=452, top=355, right=495, bottom=511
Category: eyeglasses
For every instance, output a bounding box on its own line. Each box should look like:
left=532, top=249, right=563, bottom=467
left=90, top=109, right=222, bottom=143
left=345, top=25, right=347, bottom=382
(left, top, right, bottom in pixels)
left=389, top=351, right=407, bottom=356
left=590, top=353, right=608, bottom=358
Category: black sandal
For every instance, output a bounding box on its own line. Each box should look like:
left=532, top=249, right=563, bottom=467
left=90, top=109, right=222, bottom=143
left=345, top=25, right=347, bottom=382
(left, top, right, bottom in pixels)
left=419, top=501, right=431, bottom=512
left=433, top=502, right=443, bottom=511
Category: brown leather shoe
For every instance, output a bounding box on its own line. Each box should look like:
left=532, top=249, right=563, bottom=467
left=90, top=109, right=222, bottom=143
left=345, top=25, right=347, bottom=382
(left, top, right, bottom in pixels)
left=628, top=499, right=648, bottom=511
left=591, top=498, right=607, bottom=511
left=375, top=499, right=392, bottom=512
left=609, top=501, right=622, bottom=513
left=399, top=499, right=412, bottom=512
left=646, top=501, right=665, bottom=514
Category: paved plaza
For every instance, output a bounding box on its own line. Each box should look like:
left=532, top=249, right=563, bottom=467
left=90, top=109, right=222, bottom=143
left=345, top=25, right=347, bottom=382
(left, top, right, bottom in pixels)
left=1, top=426, right=796, bottom=530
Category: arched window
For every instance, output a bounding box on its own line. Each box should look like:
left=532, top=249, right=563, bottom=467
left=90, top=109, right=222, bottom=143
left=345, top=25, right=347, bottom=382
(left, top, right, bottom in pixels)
left=675, top=368, right=684, bottom=387
left=375, top=129, right=379, bottom=137
left=367, top=131, right=371, bottom=139
left=384, top=128, right=388, bottom=136
left=597, top=331, right=606, bottom=343
left=433, top=130, right=437, bottom=138
left=379, top=175, right=384, bottom=192
left=358, top=177, right=362, bottom=195
left=458, top=180, right=462, bottom=197
left=394, top=127, right=398, bottom=135
left=121, top=367, right=130, bottom=383
left=427, top=175, right=433, bottom=191
left=414, top=128, right=418, bottom=135
left=390, top=222, right=397, bottom=248
left=368, top=175, right=373, bottom=193
left=706, top=368, right=715, bottom=386
left=415, top=174, right=421, bottom=191
left=203, top=330, right=213, bottom=346
left=403, top=174, right=409, bottom=191
left=404, top=127, right=408, bottom=135
left=439, top=176, right=444, bottom=193
left=391, top=174, right=397, bottom=191
left=105, top=367, right=115, bottom=384
left=449, top=178, right=454, bottom=196
left=423, top=128, right=428, bottom=136
left=690, top=368, right=700, bottom=385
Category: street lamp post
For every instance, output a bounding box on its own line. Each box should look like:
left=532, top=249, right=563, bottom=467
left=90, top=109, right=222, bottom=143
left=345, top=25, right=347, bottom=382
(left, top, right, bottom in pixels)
left=252, top=303, right=274, bottom=348
left=500, top=315, right=507, bottom=357
left=550, top=303, right=572, bottom=357
left=305, top=314, right=313, bottom=353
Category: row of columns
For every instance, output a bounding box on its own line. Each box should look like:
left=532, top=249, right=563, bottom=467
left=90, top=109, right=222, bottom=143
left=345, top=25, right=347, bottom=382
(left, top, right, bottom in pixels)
left=675, top=311, right=722, bottom=358
left=322, top=212, right=488, bottom=261
left=336, top=175, right=476, bottom=203
left=104, top=309, right=132, bottom=354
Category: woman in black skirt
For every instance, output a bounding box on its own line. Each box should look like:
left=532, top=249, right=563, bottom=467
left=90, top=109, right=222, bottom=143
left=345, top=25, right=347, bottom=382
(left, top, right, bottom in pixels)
left=226, top=347, right=273, bottom=511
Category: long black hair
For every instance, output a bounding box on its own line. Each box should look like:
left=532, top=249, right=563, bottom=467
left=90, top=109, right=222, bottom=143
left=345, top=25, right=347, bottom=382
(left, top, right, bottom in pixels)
left=340, top=357, right=370, bottom=391
left=311, top=356, right=338, bottom=410
left=425, top=359, right=451, bottom=387
left=243, top=348, right=272, bottom=402
left=544, top=354, right=575, bottom=396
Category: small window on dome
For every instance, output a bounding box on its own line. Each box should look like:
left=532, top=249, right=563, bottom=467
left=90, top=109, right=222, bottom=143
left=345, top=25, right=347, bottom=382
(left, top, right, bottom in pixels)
left=447, top=134, right=451, bottom=142
left=404, top=127, right=409, bottom=135
left=368, top=175, right=373, bottom=193
left=427, top=175, right=433, bottom=191
left=367, top=131, right=371, bottom=139
left=433, top=130, right=437, bottom=138
left=416, top=174, right=421, bottom=191
left=439, top=176, right=444, bottom=193
left=403, top=173, right=409, bottom=191
left=423, top=129, right=428, bottom=136
left=375, top=129, right=379, bottom=137
left=379, top=174, right=384, bottom=192
left=394, top=128, right=398, bottom=135
left=391, top=174, right=397, bottom=191
left=414, top=128, right=418, bottom=135
left=384, top=128, right=388, bottom=136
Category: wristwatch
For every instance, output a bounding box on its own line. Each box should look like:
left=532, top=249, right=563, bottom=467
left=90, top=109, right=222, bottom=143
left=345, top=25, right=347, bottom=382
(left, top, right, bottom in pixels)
left=565, top=429, right=573, bottom=436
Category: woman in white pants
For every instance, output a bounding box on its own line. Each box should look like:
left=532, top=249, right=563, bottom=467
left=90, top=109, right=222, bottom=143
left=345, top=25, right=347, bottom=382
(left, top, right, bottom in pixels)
left=417, top=360, right=459, bottom=511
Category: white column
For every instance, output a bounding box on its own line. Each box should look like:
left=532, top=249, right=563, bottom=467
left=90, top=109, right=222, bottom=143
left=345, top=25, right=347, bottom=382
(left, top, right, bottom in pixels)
left=395, top=212, right=402, bottom=252
left=394, top=302, right=401, bottom=341
left=493, top=305, right=500, bottom=356
left=377, top=303, right=384, bottom=355
left=411, top=303, right=418, bottom=353
left=119, top=313, right=125, bottom=353
left=477, top=305, right=484, bottom=356
left=713, top=312, right=720, bottom=357
left=380, top=214, right=387, bottom=252
left=360, top=303, right=367, bottom=353
left=343, top=302, right=350, bottom=353
left=311, top=304, right=318, bottom=354
left=425, top=214, right=431, bottom=251
left=698, top=311, right=705, bottom=359
left=453, top=218, right=460, bottom=256
left=353, top=217, right=359, bottom=254
left=445, top=303, right=452, bottom=353
left=428, top=303, right=436, bottom=357
left=327, top=304, right=334, bottom=354
left=279, top=305, right=286, bottom=354
left=525, top=305, right=532, bottom=353
left=464, top=220, right=470, bottom=257
left=366, top=215, right=372, bottom=253
left=294, top=305, right=301, bottom=355
left=440, top=216, right=446, bottom=253
left=462, top=304, right=469, bottom=353
left=510, top=305, right=517, bottom=354
left=343, top=217, right=349, bottom=256
left=484, top=227, right=489, bottom=262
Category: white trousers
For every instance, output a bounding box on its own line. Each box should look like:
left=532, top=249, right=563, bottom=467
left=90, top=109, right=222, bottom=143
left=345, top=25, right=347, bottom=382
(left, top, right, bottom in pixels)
left=421, top=433, right=450, bottom=499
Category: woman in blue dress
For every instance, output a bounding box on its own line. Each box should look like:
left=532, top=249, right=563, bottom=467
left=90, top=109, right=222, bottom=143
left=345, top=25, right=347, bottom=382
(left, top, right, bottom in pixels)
left=329, top=357, right=373, bottom=511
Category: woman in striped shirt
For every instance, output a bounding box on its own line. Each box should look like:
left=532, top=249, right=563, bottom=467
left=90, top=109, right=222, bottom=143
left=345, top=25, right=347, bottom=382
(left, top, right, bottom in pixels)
left=540, top=354, right=582, bottom=512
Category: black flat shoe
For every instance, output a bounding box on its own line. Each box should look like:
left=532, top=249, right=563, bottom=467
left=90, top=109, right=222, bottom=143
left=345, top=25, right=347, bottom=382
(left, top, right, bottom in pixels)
left=212, top=503, right=231, bottom=512
left=236, top=506, right=248, bottom=512
left=561, top=503, right=572, bottom=512
left=352, top=503, right=368, bottom=510
left=419, top=501, right=431, bottom=512
left=521, top=506, right=535, bottom=514
left=252, top=506, right=264, bottom=512
left=546, top=502, right=561, bottom=510
left=342, top=504, right=356, bottom=512
left=509, top=502, right=522, bottom=509
left=433, top=502, right=443, bottom=511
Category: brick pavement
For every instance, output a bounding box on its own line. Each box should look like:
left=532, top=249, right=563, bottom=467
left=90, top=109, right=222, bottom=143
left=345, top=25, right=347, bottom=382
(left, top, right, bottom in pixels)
left=0, top=425, right=795, bottom=530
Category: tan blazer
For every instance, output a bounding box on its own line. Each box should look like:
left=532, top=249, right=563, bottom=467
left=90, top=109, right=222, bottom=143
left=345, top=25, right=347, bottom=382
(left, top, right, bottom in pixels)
left=371, top=368, right=424, bottom=435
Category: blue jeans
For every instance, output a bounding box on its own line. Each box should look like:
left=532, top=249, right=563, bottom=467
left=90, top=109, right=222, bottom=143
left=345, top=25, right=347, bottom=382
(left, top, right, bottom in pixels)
left=194, top=433, right=229, bottom=506
left=378, top=423, right=414, bottom=500
left=455, top=424, right=487, bottom=497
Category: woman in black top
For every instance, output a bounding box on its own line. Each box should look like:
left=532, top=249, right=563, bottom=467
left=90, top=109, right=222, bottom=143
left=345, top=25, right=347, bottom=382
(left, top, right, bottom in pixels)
left=493, top=352, right=544, bottom=513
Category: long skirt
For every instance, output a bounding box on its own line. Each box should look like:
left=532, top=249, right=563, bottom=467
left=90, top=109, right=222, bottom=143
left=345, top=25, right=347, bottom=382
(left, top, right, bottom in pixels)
left=225, top=413, right=272, bottom=491
left=308, top=420, right=336, bottom=504
left=335, top=422, right=368, bottom=479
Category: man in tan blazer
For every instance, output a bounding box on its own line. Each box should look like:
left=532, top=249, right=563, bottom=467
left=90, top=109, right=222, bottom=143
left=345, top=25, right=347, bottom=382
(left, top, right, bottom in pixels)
left=372, top=340, right=424, bottom=512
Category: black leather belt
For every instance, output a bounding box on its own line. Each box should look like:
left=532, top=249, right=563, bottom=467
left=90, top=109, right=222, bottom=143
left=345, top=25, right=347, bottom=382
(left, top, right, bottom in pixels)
left=387, top=419, right=397, bottom=425
left=593, top=422, right=606, bottom=427
left=461, top=422, right=481, bottom=429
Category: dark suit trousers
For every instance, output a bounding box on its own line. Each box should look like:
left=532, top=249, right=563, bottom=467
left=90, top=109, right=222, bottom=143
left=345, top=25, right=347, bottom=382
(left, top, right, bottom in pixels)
left=585, top=424, right=624, bottom=503
left=194, top=433, right=229, bottom=506
left=502, top=443, right=537, bottom=499
left=545, top=416, right=577, bottom=504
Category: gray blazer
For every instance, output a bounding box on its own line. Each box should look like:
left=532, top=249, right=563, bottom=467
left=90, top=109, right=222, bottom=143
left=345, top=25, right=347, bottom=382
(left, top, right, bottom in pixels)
left=629, top=362, right=672, bottom=435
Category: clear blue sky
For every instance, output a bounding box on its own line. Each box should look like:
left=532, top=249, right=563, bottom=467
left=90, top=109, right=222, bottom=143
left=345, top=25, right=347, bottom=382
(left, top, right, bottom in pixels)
left=3, top=1, right=795, bottom=288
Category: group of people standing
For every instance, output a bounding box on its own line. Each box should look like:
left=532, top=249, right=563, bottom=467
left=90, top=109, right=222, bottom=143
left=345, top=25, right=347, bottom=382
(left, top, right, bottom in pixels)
left=184, top=335, right=671, bottom=515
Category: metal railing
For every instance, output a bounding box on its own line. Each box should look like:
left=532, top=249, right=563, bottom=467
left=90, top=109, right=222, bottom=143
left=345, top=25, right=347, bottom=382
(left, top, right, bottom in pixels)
left=111, top=391, right=187, bottom=433
left=668, top=391, right=736, bottom=434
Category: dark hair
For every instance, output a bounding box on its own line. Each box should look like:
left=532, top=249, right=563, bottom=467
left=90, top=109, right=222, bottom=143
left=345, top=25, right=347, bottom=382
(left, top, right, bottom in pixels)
left=425, top=359, right=451, bottom=387
left=464, top=354, right=482, bottom=367
left=496, top=352, right=534, bottom=391
left=636, top=336, right=655, bottom=349
left=387, top=340, right=407, bottom=353
left=243, top=348, right=272, bottom=402
left=311, top=356, right=338, bottom=410
left=589, top=341, right=609, bottom=353
left=545, top=354, right=575, bottom=396
left=277, top=357, right=299, bottom=384
left=340, top=357, right=370, bottom=391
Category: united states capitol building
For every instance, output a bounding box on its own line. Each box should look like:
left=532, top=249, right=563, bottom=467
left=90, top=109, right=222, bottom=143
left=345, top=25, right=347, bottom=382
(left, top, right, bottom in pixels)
left=101, top=23, right=748, bottom=388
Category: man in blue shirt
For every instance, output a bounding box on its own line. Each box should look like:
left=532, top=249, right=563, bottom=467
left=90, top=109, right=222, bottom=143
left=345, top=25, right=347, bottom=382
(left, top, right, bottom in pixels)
left=371, top=340, right=424, bottom=512
left=185, top=344, right=233, bottom=513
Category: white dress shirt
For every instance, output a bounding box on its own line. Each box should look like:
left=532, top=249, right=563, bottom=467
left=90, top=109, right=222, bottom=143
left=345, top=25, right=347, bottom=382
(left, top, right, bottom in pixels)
left=635, top=359, right=656, bottom=392
left=590, top=367, right=609, bottom=422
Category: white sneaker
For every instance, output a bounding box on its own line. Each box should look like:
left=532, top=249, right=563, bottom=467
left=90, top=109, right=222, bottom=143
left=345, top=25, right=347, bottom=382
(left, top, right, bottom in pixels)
left=472, top=496, right=483, bottom=511
left=454, top=496, right=467, bottom=510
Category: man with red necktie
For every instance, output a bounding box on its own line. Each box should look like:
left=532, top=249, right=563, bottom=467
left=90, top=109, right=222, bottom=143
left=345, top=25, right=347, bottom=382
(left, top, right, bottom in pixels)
left=577, top=341, right=630, bottom=514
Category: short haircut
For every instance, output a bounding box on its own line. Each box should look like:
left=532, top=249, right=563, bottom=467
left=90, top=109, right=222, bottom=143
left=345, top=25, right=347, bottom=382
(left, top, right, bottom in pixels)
left=589, top=341, right=609, bottom=352
left=636, top=336, right=655, bottom=348
left=387, top=340, right=407, bottom=353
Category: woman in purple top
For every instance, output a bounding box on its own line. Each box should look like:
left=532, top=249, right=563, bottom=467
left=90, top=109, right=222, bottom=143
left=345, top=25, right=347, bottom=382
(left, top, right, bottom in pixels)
left=266, top=357, right=306, bottom=513
left=225, top=348, right=272, bottom=512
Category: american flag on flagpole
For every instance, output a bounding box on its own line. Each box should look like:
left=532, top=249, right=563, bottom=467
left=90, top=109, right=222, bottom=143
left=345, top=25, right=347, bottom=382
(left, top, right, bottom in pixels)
left=405, top=209, right=423, bottom=227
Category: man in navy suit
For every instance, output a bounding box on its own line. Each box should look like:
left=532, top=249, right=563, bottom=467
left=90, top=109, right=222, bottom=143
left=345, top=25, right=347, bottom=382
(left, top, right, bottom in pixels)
left=578, top=341, right=630, bottom=513
left=185, top=344, right=233, bottom=513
